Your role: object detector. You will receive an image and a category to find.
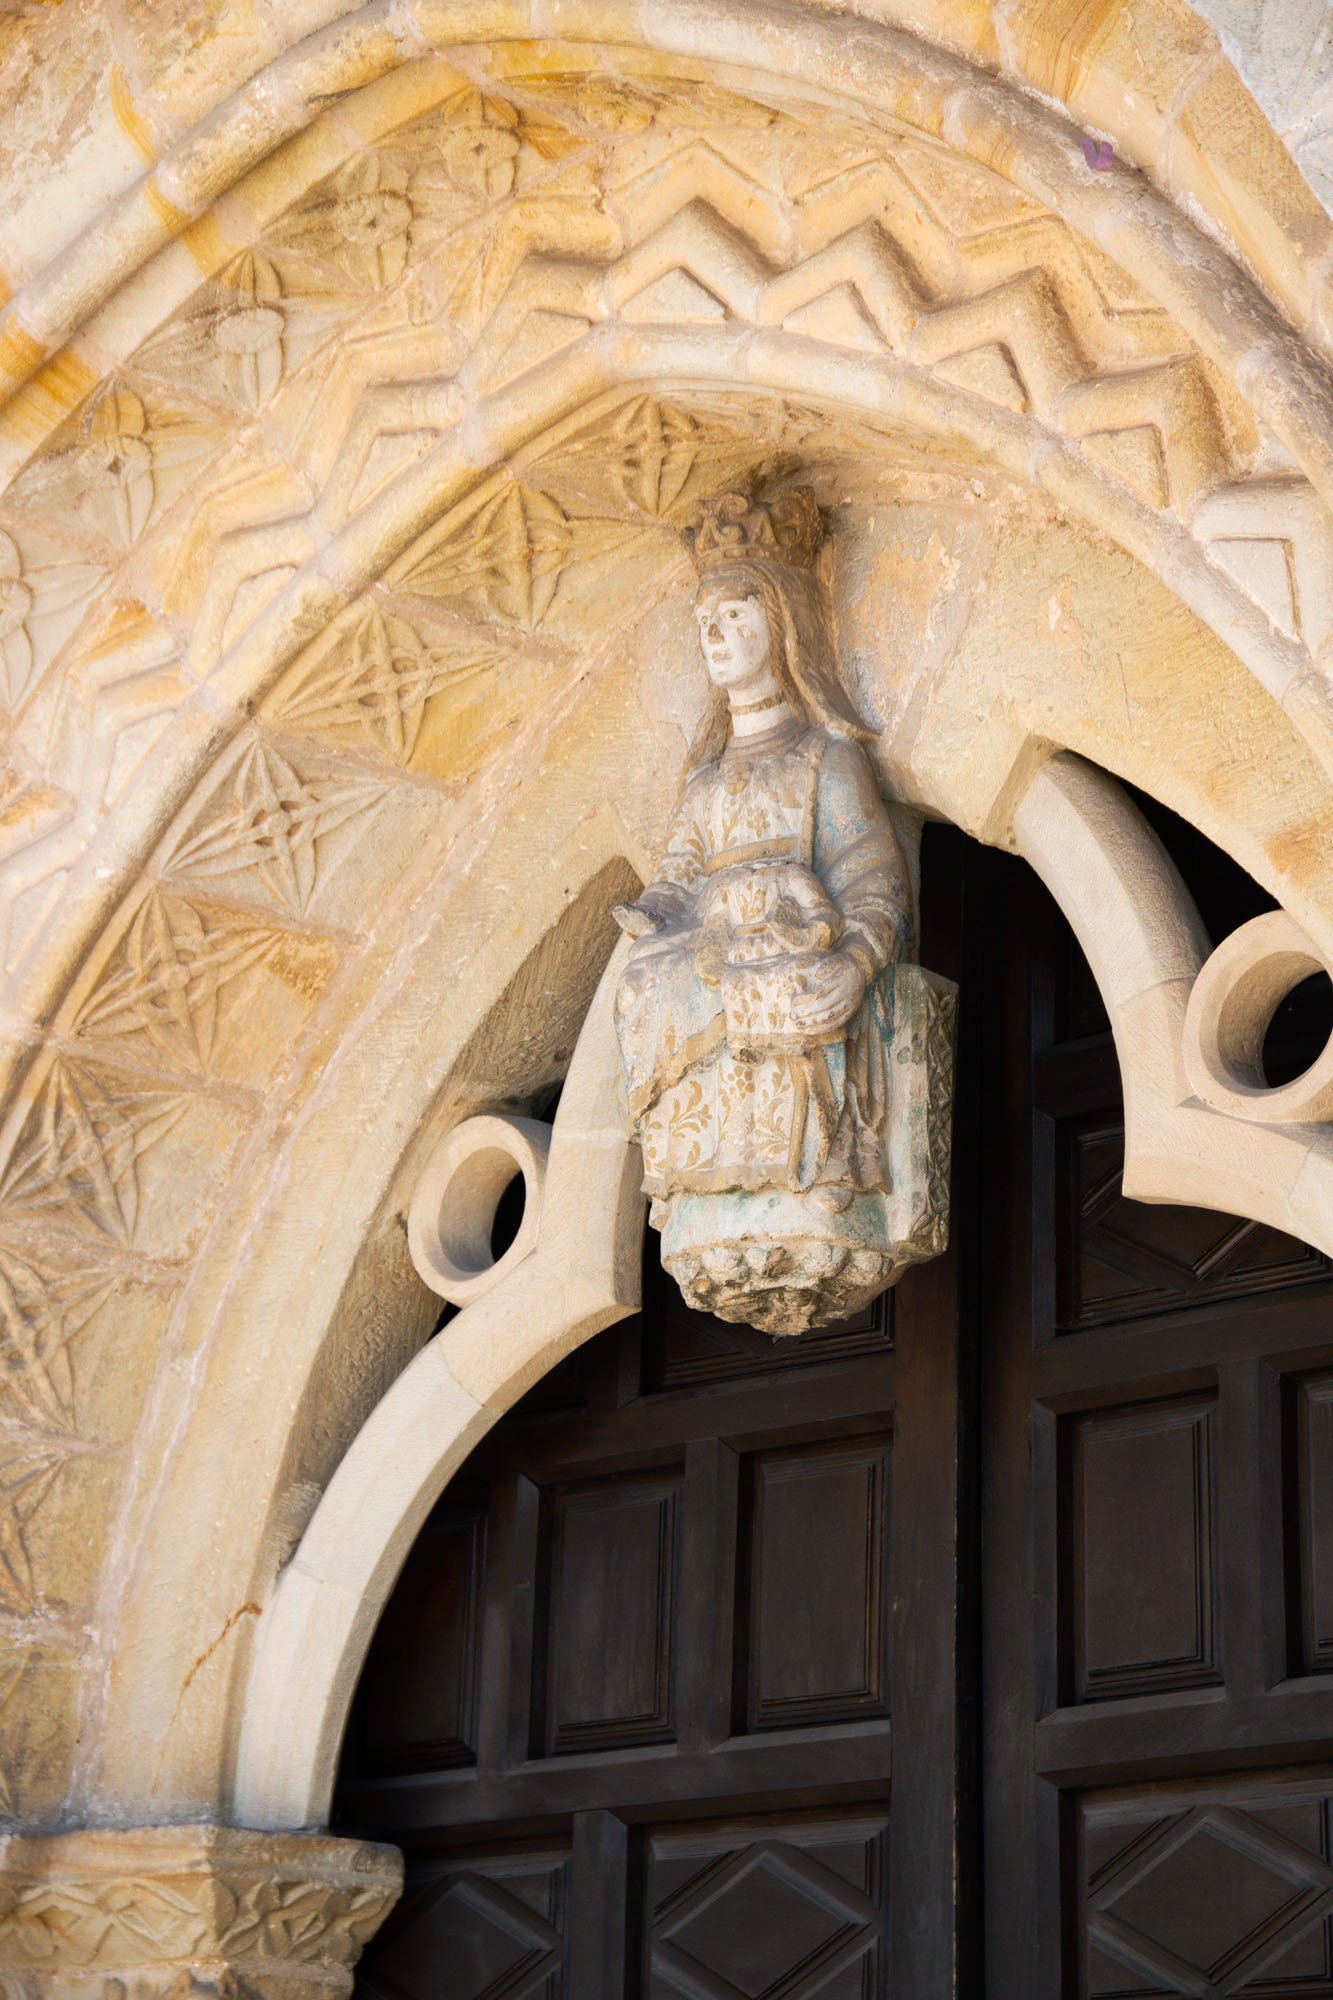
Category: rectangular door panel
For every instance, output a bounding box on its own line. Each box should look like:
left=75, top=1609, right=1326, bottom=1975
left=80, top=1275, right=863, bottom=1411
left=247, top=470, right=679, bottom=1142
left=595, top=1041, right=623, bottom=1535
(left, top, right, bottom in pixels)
left=735, top=1435, right=892, bottom=1733
left=355, top=1499, right=486, bottom=1775
left=1063, top=1394, right=1219, bottom=1703
left=1287, top=1369, right=1333, bottom=1677
left=534, top=1468, right=682, bottom=1756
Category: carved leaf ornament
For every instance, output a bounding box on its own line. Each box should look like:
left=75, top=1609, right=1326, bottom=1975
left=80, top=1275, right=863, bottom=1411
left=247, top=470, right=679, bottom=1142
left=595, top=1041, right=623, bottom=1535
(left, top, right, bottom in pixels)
left=71, top=893, right=299, bottom=1076
left=0, top=1060, right=191, bottom=1247
left=161, top=742, right=387, bottom=919
left=267, top=609, right=500, bottom=765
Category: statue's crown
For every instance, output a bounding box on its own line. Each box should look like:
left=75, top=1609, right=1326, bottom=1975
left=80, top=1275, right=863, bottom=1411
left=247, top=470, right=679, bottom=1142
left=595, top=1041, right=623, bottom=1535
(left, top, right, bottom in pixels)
left=685, top=487, right=822, bottom=573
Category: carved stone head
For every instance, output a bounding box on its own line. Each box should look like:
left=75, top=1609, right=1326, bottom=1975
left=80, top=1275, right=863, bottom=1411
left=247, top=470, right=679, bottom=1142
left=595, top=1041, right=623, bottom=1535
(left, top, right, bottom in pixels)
left=684, top=488, right=870, bottom=741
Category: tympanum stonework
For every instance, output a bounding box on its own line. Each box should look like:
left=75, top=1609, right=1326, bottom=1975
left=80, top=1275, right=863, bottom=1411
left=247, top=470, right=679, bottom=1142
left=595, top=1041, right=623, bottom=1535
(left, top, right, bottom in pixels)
left=614, top=491, right=956, bottom=1334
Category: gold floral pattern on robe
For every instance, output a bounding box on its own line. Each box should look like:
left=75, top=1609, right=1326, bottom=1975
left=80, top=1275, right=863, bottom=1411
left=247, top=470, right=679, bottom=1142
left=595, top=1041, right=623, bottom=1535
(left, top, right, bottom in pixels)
left=616, top=717, right=912, bottom=1198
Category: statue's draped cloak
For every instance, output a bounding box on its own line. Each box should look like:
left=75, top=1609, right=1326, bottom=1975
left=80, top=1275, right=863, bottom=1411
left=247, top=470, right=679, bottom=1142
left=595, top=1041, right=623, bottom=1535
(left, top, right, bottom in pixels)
left=616, top=719, right=912, bottom=1198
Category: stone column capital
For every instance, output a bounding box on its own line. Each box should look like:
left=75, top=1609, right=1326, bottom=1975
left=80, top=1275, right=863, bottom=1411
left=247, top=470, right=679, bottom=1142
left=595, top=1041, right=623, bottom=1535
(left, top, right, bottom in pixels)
left=0, top=1825, right=402, bottom=2000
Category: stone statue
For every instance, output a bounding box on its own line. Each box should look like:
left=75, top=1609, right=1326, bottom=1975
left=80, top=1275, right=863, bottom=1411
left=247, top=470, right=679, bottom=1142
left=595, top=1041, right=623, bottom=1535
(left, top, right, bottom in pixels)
left=613, top=488, right=957, bottom=1334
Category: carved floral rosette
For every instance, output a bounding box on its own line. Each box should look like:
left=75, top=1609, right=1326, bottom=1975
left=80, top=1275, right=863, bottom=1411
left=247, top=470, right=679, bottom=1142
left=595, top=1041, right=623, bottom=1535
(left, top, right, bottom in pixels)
left=660, top=964, right=957, bottom=1333
left=0, top=1826, right=402, bottom=2000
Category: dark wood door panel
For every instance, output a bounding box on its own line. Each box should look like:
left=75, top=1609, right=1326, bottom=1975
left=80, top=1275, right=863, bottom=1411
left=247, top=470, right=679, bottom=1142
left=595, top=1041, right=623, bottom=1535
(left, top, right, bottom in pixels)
left=642, top=1806, right=890, bottom=2000
left=736, top=1434, right=892, bottom=1734
left=1287, top=1370, right=1333, bottom=1678
left=533, top=1469, right=682, bottom=1757
left=356, top=1837, right=572, bottom=2000
left=356, top=1498, right=486, bottom=1776
left=1062, top=1393, right=1220, bottom=1705
left=1075, top=1772, right=1333, bottom=1998
left=1056, top=1117, right=1328, bottom=1333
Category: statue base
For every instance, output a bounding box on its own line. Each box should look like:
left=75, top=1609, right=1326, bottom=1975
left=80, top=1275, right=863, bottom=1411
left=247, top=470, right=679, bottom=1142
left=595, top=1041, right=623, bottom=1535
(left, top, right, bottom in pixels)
left=656, top=964, right=958, bottom=1335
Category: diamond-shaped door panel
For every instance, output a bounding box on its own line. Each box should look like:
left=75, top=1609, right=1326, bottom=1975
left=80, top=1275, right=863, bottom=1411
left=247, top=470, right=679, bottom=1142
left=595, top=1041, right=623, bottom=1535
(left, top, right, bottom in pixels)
left=1058, top=1119, right=1328, bottom=1331
left=643, top=1810, right=888, bottom=1999
left=1079, top=1789, right=1333, bottom=1996
left=355, top=1841, right=569, bottom=2000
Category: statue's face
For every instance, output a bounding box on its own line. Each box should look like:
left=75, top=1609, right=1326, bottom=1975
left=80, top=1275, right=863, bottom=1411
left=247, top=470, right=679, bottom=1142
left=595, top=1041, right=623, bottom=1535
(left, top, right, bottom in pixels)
left=695, top=590, right=772, bottom=694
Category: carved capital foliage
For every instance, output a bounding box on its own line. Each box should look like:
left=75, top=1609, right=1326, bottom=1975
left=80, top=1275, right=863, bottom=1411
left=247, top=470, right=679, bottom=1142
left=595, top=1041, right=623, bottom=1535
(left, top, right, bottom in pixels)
left=0, top=1825, right=402, bottom=2000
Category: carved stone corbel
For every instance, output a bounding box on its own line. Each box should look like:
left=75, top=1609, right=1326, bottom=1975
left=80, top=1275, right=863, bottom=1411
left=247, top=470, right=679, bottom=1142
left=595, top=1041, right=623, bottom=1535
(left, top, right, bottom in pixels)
left=0, top=1826, right=401, bottom=2000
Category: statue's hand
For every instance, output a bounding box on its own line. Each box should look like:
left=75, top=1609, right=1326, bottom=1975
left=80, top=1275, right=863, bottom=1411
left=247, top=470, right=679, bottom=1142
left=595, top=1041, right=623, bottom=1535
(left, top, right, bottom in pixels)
left=613, top=900, right=662, bottom=940
left=785, top=949, right=867, bottom=1035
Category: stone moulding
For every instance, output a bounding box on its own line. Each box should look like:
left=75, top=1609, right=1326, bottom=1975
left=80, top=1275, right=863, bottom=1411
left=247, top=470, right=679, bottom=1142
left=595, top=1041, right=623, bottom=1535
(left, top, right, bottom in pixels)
left=0, top=1824, right=402, bottom=2000
left=1182, top=909, right=1333, bottom=1123
left=1013, top=753, right=1333, bottom=1250
left=234, top=936, right=645, bottom=1831
left=2, top=0, right=1333, bottom=1858
left=407, top=1110, right=551, bottom=1304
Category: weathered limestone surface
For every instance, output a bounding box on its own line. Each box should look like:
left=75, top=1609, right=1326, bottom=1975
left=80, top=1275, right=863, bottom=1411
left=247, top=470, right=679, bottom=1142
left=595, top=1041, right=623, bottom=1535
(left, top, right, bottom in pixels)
left=0, top=1824, right=401, bottom=2000
left=0, top=9, right=1328, bottom=1983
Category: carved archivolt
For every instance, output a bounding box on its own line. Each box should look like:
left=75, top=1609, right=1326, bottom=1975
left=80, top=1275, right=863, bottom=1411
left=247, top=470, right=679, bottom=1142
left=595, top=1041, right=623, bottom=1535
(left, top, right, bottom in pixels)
left=0, top=3, right=1327, bottom=1839
left=0, top=26, right=1329, bottom=1019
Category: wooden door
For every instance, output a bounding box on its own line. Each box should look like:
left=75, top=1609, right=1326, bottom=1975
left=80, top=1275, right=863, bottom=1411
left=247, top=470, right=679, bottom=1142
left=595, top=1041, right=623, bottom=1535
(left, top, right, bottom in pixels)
left=334, top=833, right=978, bottom=1997
left=980, top=810, right=1333, bottom=1996
left=336, top=1259, right=972, bottom=1997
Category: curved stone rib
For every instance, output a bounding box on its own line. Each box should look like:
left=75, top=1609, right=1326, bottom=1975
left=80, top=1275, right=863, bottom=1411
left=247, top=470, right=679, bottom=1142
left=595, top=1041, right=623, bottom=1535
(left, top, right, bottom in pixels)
left=233, top=934, right=643, bottom=1831
left=1012, top=751, right=1333, bottom=1255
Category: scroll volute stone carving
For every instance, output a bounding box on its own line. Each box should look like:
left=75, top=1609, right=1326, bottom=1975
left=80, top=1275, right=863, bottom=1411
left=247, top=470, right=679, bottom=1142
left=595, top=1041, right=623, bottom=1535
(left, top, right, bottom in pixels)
left=614, top=488, right=957, bottom=1335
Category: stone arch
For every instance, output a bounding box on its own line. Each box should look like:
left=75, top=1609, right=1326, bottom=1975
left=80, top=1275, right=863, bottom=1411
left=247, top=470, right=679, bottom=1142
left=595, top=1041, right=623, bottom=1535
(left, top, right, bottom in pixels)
left=57, top=371, right=1333, bottom=1828
left=1, top=0, right=1333, bottom=1855
left=235, top=935, right=645, bottom=1831
left=1, top=5, right=1333, bottom=1038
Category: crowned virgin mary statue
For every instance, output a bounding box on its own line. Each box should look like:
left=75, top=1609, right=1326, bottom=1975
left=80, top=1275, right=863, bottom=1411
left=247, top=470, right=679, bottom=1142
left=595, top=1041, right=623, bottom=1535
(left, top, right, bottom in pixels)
left=613, top=488, right=956, bottom=1335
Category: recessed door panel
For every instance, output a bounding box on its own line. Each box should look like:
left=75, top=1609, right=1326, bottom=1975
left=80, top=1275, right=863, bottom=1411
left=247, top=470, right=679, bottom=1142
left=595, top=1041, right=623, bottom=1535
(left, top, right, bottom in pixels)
left=736, top=1436, right=892, bottom=1732
left=1077, top=1782, right=1333, bottom=1997
left=1058, top=1119, right=1326, bottom=1332
left=1064, top=1395, right=1219, bottom=1702
left=356, top=1501, right=485, bottom=1773
left=1288, top=1370, right=1333, bottom=1676
left=358, top=1842, right=570, bottom=2000
left=642, top=1809, right=889, bottom=2000
left=535, top=1469, right=682, bottom=1756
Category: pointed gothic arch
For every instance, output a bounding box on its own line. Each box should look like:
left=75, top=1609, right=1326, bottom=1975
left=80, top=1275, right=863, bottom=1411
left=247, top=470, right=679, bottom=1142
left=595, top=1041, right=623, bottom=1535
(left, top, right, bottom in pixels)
left=0, top=20, right=1332, bottom=1994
